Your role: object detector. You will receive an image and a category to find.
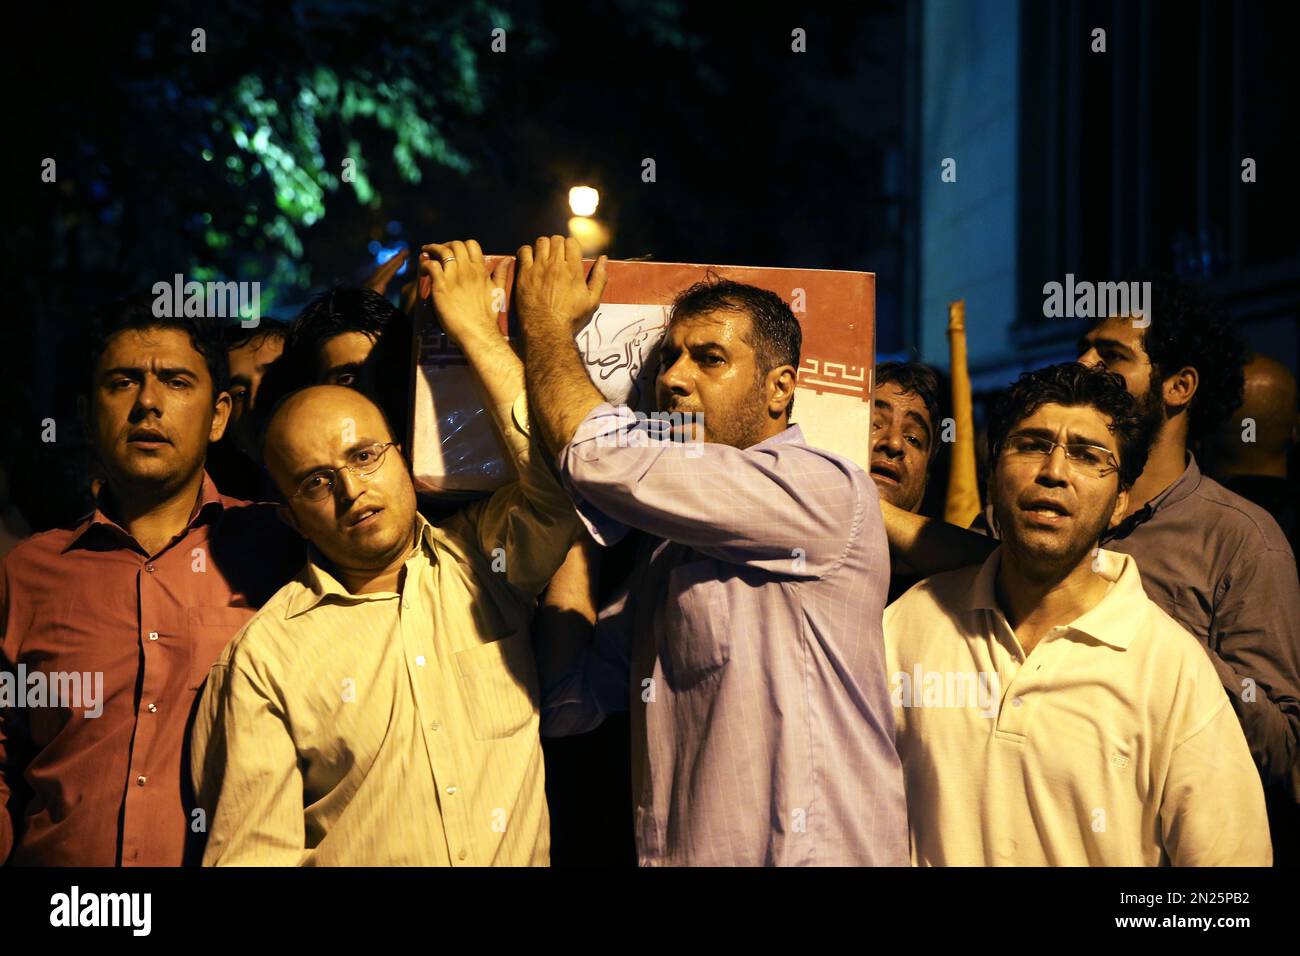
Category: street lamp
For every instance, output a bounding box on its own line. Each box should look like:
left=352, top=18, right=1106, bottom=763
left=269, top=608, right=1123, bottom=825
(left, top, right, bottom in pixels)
left=567, top=185, right=609, bottom=254
left=568, top=186, right=600, bottom=217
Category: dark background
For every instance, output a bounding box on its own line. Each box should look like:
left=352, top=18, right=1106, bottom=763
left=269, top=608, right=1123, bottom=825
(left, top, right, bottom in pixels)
left=2, top=0, right=1297, bottom=864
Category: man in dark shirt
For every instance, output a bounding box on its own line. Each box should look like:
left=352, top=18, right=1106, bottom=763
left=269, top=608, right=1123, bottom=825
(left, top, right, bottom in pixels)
left=1074, top=280, right=1300, bottom=809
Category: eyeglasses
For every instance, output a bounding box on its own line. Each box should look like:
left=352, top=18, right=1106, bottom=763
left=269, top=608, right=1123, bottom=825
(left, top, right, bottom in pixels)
left=289, top=442, right=395, bottom=501
left=1001, top=433, right=1118, bottom=478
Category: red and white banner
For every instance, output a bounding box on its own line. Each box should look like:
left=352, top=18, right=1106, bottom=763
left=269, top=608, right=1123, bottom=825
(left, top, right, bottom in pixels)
left=411, top=259, right=875, bottom=491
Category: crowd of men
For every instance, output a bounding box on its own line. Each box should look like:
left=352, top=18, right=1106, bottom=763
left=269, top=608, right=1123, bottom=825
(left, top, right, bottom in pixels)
left=1, top=237, right=1296, bottom=866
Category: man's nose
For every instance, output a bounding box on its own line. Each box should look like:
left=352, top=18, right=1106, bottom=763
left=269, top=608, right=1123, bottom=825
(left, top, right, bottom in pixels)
left=874, top=426, right=904, bottom=456
left=1036, top=444, right=1071, bottom=484
left=335, top=466, right=365, bottom=504
left=658, top=356, right=692, bottom=396
left=132, top=377, right=164, bottom=415
left=1077, top=346, right=1103, bottom=368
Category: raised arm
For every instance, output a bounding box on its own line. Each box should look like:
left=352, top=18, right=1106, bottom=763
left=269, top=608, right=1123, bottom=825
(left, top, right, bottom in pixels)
left=557, top=403, right=863, bottom=576
left=879, top=497, right=996, bottom=575
left=420, top=239, right=527, bottom=464
left=514, top=235, right=609, bottom=459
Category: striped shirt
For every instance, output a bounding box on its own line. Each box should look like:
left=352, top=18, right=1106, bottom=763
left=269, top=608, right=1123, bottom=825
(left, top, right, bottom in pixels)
left=191, top=422, right=579, bottom=865
left=542, top=403, right=909, bottom=866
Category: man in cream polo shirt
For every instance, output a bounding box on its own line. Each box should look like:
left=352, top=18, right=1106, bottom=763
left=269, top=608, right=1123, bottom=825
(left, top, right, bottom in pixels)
left=885, top=363, right=1270, bottom=866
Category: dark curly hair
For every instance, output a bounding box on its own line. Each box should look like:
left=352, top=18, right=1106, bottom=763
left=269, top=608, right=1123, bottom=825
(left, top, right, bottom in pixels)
left=1095, top=275, right=1245, bottom=442
left=987, top=363, right=1151, bottom=489
left=289, top=287, right=408, bottom=359
left=670, top=276, right=802, bottom=417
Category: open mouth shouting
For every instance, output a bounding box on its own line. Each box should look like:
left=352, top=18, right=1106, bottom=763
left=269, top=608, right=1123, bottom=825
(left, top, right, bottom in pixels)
left=870, top=459, right=903, bottom=485
left=1019, top=495, right=1072, bottom=527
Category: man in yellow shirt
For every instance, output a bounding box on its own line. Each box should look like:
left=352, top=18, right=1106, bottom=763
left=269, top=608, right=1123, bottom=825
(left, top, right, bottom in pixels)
left=191, top=240, right=579, bottom=865
left=885, top=363, right=1270, bottom=866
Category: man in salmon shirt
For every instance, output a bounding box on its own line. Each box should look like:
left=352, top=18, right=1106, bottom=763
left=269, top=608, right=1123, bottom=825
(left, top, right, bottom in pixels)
left=0, top=296, right=302, bottom=865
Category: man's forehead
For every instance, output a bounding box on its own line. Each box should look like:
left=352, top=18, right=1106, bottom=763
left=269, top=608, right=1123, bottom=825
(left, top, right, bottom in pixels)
left=231, top=335, right=285, bottom=363
left=1018, top=402, right=1116, bottom=443
left=274, top=389, right=388, bottom=445
left=321, top=330, right=378, bottom=361
left=1085, top=316, right=1146, bottom=352
left=667, top=309, right=748, bottom=345
left=101, top=326, right=202, bottom=366
left=875, top=381, right=930, bottom=416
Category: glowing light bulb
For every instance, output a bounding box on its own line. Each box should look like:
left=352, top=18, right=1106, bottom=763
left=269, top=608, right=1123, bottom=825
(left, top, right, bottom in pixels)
left=568, top=186, right=600, bottom=217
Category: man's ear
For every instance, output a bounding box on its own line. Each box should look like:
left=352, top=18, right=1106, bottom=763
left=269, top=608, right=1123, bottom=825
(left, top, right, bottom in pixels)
left=209, top=390, right=233, bottom=443
left=1108, top=486, right=1130, bottom=529
left=768, top=365, right=797, bottom=418
left=276, top=502, right=306, bottom=538
left=1162, top=365, right=1198, bottom=414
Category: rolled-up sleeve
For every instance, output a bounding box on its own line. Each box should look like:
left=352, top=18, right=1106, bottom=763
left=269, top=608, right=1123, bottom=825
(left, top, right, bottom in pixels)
left=463, top=394, right=583, bottom=600
left=558, top=403, right=862, bottom=578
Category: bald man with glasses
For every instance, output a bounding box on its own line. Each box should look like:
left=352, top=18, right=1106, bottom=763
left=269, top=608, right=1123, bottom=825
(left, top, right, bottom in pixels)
left=191, top=241, right=581, bottom=865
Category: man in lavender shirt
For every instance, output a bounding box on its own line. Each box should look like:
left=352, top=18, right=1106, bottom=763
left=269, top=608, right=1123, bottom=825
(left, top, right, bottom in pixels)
left=516, top=235, right=908, bottom=866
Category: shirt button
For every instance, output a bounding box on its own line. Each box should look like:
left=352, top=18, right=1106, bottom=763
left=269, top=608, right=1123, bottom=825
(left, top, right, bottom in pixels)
left=145, top=564, right=156, bottom=573
left=415, top=655, right=426, bottom=667
left=147, top=703, right=157, bottom=713
left=148, top=632, right=159, bottom=641
left=446, top=785, right=458, bottom=796
left=136, top=775, right=147, bottom=786
left=430, top=721, right=441, bottom=731
left=457, top=849, right=468, bottom=861
left=403, top=599, right=411, bottom=610
left=1012, top=697, right=1023, bottom=707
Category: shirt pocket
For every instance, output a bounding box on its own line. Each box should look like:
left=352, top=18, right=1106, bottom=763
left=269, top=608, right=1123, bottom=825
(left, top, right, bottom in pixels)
left=454, top=632, right=539, bottom=740
left=187, top=606, right=256, bottom=689
left=663, top=558, right=732, bottom=688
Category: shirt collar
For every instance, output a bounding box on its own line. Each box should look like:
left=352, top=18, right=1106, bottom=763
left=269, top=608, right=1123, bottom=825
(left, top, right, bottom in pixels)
left=1144, top=451, right=1200, bottom=513
left=67, top=472, right=228, bottom=552
left=1104, top=453, right=1201, bottom=541
left=284, top=511, right=436, bottom=619
left=753, top=423, right=805, bottom=449
left=965, top=545, right=1145, bottom=650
